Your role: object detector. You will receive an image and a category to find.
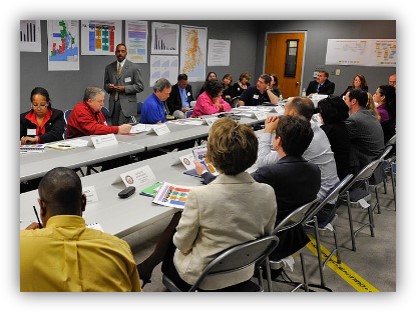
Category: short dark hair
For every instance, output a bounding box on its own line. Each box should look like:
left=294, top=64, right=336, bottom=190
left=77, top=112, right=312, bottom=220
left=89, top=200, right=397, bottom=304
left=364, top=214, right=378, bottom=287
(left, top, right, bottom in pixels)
left=320, top=70, right=329, bottom=78
left=318, top=96, right=349, bottom=124
left=116, top=43, right=126, bottom=50
left=259, top=74, right=272, bottom=84
left=275, top=115, right=314, bottom=157
left=205, top=80, right=224, bottom=98
left=177, top=73, right=188, bottom=81
left=207, top=118, right=258, bottom=175
left=38, top=167, right=83, bottom=215
left=348, top=89, right=368, bottom=108
left=31, top=87, right=51, bottom=107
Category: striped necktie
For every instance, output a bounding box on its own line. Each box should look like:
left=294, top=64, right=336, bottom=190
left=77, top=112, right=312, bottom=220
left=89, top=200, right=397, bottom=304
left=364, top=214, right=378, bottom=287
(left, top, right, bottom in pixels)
left=115, top=63, right=122, bottom=101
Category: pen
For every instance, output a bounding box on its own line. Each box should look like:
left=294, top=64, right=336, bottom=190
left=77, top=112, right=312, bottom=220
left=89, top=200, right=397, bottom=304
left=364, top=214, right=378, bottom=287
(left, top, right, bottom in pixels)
left=33, top=206, right=43, bottom=228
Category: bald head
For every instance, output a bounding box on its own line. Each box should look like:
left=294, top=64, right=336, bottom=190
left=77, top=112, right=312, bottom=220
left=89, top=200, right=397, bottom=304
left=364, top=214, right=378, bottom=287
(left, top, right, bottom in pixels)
left=285, top=96, right=315, bottom=121
left=38, top=167, right=84, bottom=216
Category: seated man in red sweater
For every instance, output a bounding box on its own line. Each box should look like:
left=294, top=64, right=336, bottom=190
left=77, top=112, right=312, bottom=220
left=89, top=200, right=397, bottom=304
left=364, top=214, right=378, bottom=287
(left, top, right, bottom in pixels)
left=66, top=87, right=132, bottom=139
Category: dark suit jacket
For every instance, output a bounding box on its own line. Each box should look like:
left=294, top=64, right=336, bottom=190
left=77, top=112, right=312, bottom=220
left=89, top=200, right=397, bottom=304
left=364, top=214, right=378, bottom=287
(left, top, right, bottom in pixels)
left=345, top=109, right=385, bottom=175
left=321, top=122, right=351, bottom=180
left=166, top=84, right=194, bottom=115
left=104, top=59, right=144, bottom=117
left=251, top=156, right=321, bottom=259
left=305, top=79, right=335, bottom=96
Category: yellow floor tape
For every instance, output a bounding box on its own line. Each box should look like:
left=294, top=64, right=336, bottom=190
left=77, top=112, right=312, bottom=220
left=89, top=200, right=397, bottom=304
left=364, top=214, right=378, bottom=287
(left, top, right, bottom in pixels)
left=306, top=235, right=379, bottom=292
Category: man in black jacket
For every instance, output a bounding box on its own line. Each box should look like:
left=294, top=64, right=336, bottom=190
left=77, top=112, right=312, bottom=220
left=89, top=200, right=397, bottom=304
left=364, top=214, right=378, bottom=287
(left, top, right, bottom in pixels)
left=166, top=73, right=195, bottom=119
left=305, top=70, right=335, bottom=96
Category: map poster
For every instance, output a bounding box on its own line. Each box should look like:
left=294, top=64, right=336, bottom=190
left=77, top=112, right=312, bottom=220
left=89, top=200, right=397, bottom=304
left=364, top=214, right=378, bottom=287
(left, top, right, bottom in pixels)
left=180, top=25, right=207, bottom=82
left=47, top=20, right=79, bottom=71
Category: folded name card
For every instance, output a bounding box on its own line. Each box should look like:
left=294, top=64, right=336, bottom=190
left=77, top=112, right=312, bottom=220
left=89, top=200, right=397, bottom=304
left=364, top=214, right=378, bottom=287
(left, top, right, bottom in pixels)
left=91, top=133, right=118, bottom=148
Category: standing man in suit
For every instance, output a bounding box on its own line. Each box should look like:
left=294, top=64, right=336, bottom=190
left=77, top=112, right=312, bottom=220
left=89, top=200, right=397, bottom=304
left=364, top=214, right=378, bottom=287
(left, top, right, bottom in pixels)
left=167, top=73, right=195, bottom=119
left=305, top=70, right=335, bottom=96
left=104, top=43, right=144, bottom=125
left=343, top=89, right=384, bottom=175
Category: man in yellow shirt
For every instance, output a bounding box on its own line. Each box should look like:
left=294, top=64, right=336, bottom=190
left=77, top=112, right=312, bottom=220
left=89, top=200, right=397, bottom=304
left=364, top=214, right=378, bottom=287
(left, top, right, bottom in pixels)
left=20, top=167, right=141, bottom=292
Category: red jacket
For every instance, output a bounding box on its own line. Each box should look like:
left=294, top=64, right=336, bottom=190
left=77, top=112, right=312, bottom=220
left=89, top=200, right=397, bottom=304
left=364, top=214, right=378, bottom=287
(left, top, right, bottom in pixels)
left=66, top=101, right=119, bottom=139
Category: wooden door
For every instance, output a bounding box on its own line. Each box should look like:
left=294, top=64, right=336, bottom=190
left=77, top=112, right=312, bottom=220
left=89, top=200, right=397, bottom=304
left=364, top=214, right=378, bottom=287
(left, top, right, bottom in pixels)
left=265, top=33, right=305, bottom=98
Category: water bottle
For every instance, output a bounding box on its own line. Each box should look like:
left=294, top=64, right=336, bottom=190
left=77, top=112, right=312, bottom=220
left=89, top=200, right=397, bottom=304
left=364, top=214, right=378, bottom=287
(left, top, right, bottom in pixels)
left=279, top=95, right=283, bottom=102
left=301, top=88, right=306, bottom=97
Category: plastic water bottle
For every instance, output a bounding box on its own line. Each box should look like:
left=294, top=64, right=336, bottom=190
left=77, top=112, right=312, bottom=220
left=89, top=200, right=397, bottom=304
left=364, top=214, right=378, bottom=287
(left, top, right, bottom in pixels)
left=301, top=88, right=306, bottom=97
left=279, top=95, right=283, bottom=102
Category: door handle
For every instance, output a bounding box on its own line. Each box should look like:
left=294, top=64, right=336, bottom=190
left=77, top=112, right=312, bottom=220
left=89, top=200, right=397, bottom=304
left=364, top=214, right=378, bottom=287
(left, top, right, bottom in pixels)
left=296, top=82, right=299, bottom=85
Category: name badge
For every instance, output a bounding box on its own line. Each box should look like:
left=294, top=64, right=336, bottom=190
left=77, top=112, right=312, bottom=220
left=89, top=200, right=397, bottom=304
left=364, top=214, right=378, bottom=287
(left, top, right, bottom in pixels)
left=27, top=128, right=36, bottom=136
left=253, top=94, right=259, bottom=99
left=187, top=92, right=191, bottom=96
left=125, top=77, right=132, bottom=83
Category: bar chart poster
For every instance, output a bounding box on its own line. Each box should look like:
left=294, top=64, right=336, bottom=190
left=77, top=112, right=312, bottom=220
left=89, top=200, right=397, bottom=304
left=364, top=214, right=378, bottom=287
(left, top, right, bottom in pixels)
left=47, top=20, right=79, bottom=71
left=80, top=20, right=122, bottom=55
left=151, top=22, right=179, bottom=55
left=20, top=20, right=41, bottom=52
left=180, top=25, right=207, bottom=82
left=126, top=20, right=148, bottom=63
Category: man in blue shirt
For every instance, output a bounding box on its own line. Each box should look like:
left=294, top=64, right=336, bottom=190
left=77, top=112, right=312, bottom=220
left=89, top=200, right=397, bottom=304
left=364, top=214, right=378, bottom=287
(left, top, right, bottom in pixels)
left=140, top=78, right=172, bottom=124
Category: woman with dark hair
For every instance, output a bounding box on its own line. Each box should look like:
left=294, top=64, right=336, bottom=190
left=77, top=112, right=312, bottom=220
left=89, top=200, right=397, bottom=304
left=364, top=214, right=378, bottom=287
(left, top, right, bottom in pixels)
left=221, top=73, right=233, bottom=102
left=340, top=74, right=369, bottom=97
left=137, top=118, right=277, bottom=290
left=269, top=73, right=282, bottom=98
left=374, top=84, right=396, bottom=143
left=20, top=87, right=65, bottom=144
left=191, top=80, right=231, bottom=117
left=197, top=71, right=217, bottom=97
left=317, top=96, right=351, bottom=180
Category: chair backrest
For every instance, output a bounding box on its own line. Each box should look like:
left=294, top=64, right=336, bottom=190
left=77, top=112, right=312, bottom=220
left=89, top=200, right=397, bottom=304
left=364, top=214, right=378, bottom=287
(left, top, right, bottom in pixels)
left=101, top=106, right=110, bottom=118
left=303, top=174, right=354, bottom=224
left=64, top=109, right=72, bottom=124
left=189, top=235, right=279, bottom=291
left=137, top=102, right=143, bottom=114
left=340, top=158, right=384, bottom=196
left=272, top=198, right=319, bottom=235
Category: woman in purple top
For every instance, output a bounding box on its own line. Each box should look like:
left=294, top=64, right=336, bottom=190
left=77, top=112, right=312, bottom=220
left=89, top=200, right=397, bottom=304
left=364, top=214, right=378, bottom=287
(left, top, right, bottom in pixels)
left=373, top=85, right=396, bottom=143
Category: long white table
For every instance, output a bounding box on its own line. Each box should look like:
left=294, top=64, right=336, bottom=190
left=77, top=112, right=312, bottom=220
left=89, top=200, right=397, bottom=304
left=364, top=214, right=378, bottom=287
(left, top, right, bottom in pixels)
left=20, top=136, right=145, bottom=181
left=20, top=147, right=204, bottom=237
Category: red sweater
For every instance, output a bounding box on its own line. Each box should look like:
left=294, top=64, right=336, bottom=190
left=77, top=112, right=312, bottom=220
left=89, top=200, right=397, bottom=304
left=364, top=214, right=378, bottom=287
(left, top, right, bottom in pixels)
left=66, top=101, right=119, bottom=139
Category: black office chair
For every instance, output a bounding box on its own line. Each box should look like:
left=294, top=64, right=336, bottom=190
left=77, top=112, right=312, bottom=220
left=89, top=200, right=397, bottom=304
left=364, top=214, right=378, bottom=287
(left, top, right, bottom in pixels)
left=162, top=235, right=279, bottom=292
left=302, top=174, right=354, bottom=287
left=264, top=198, right=319, bottom=292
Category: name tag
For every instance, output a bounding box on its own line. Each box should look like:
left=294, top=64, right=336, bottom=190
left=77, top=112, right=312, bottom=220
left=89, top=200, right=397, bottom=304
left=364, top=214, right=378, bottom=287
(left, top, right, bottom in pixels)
left=253, top=94, right=259, bottom=99
left=187, top=92, right=191, bottom=96
left=83, top=186, right=99, bottom=204
left=91, top=133, right=118, bottom=148
left=253, top=112, right=268, bottom=121
left=125, top=77, right=132, bottom=83
left=27, top=128, right=36, bottom=136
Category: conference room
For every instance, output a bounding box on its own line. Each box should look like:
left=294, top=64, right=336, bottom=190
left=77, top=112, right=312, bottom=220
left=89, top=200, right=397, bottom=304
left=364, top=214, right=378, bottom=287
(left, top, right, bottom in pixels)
left=19, top=19, right=396, bottom=293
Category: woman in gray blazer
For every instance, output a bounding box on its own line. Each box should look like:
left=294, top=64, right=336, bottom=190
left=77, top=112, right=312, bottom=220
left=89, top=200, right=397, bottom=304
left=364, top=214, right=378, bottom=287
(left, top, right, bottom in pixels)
left=137, top=118, right=277, bottom=291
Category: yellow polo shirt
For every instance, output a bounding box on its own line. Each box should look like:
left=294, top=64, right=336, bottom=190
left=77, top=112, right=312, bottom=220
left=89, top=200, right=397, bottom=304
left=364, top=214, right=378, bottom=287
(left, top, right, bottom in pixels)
left=20, top=215, right=141, bottom=292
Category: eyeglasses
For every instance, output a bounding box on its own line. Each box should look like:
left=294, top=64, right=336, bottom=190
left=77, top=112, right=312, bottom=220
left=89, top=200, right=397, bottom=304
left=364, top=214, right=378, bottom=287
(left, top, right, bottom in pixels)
left=32, top=102, right=48, bottom=108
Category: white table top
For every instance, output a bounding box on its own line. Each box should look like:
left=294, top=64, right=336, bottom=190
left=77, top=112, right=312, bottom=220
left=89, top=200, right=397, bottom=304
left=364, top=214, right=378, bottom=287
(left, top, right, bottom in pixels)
left=20, top=136, right=145, bottom=181
left=20, top=147, right=204, bottom=237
